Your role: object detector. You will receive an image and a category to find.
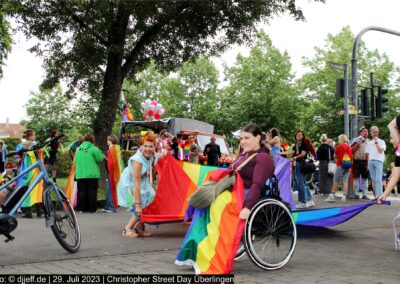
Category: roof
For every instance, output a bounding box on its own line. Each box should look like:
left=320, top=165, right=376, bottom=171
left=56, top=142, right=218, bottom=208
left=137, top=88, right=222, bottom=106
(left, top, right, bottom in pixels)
left=0, top=123, right=24, bottom=139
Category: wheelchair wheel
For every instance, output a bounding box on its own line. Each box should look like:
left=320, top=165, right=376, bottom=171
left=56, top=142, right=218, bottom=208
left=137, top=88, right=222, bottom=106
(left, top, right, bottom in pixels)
left=43, top=183, right=81, bottom=253
left=244, top=198, right=297, bottom=270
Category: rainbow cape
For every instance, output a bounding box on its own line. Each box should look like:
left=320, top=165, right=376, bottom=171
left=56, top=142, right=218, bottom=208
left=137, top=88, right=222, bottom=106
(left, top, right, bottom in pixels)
left=19, top=150, right=44, bottom=207
left=141, top=154, right=221, bottom=223
left=107, top=145, right=124, bottom=209
left=175, top=170, right=245, bottom=274
left=65, top=163, right=77, bottom=207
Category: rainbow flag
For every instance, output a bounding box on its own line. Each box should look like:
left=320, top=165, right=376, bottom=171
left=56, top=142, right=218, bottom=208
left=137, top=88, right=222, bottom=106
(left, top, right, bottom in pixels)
left=106, top=145, right=124, bottom=209
left=178, top=139, right=190, bottom=160
left=282, top=141, right=290, bottom=151
left=141, top=153, right=221, bottom=223
left=121, top=92, right=134, bottom=122
left=292, top=200, right=390, bottom=226
left=175, top=170, right=245, bottom=274
left=19, top=150, right=44, bottom=208
left=65, top=163, right=77, bottom=207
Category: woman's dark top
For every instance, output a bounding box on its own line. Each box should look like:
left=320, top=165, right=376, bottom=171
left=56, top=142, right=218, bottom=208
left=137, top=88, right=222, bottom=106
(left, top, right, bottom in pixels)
left=292, top=141, right=309, bottom=161
left=316, top=143, right=334, bottom=161
left=231, top=148, right=274, bottom=210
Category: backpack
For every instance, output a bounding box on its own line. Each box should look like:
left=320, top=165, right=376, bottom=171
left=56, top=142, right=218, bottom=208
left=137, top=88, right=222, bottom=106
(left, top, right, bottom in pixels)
left=341, top=145, right=352, bottom=169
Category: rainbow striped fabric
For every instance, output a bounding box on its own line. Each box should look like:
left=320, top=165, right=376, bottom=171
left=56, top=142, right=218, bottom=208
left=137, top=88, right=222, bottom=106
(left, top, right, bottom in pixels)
left=107, top=145, right=124, bottom=209
left=19, top=150, right=44, bottom=208
left=292, top=200, right=389, bottom=226
left=121, top=93, right=134, bottom=122
left=141, top=154, right=220, bottom=223
left=175, top=170, right=245, bottom=274
left=65, top=163, right=77, bottom=207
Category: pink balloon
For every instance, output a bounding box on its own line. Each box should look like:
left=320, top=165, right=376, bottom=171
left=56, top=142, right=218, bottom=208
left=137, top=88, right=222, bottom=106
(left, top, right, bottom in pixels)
left=151, top=100, right=158, bottom=106
left=154, top=113, right=161, bottom=120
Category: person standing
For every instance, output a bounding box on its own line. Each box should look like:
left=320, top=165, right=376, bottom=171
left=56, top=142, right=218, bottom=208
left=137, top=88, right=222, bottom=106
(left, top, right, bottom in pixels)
left=366, top=126, right=386, bottom=197
left=350, top=126, right=370, bottom=199
left=45, top=128, right=61, bottom=183
left=104, top=134, right=123, bottom=213
left=267, top=128, right=281, bottom=158
left=316, top=134, right=334, bottom=195
left=74, top=134, right=104, bottom=213
left=203, top=137, right=221, bottom=166
left=68, top=134, right=84, bottom=160
left=278, top=130, right=314, bottom=208
left=0, top=140, right=8, bottom=173
left=325, top=134, right=352, bottom=203
left=188, top=135, right=199, bottom=163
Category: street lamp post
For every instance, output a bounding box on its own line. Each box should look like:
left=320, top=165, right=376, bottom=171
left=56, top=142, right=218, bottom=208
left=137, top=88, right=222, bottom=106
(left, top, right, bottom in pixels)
left=329, top=62, right=349, bottom=138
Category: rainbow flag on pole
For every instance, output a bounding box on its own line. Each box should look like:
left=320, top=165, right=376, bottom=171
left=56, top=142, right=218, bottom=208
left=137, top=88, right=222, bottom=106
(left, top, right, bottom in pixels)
left=121, top=92, right=134, bottom=122
left=106, top=145, right=124, bottom=209
left=65, top=163, right=77, bottom=207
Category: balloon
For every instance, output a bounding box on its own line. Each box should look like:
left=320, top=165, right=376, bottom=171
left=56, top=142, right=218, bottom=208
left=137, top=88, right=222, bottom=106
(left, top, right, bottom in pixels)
left=149, top=105, right=155, bottom=111
left=140, top=102, right=147, bottom=109
left=155, top=104, right=162, bottom=111
left=154, top=113, right=161, bottom=120
left=151, top=100, right=158, bottom=107
left=147, top=110, right=154, bottom=116
left=145, top=99, right=151, bottom=105
left=158, top=108, right=165, bottom=115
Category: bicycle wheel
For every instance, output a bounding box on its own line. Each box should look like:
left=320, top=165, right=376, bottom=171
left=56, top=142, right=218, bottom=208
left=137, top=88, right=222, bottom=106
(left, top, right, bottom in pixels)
left=43, top=183, right=81, bottom=253
left=244, top=198, right=296, bottom=270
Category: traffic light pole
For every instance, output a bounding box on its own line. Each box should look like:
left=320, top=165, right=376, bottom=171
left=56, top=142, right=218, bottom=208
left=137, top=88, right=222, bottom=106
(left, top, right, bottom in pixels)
left=351, top=26, right=400, bottom=139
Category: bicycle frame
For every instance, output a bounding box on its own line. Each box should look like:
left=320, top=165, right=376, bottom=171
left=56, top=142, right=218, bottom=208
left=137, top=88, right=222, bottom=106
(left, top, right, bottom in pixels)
left=1, top=151, right=56, bottom=216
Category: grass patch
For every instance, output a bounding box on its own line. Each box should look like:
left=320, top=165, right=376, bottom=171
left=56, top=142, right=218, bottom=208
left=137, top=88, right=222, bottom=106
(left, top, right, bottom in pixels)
left=56, top=177, right=106, bottom=200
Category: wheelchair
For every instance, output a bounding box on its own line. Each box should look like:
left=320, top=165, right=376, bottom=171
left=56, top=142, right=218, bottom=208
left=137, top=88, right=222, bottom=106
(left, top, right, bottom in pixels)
left=235, top=175, right=297, bottom=270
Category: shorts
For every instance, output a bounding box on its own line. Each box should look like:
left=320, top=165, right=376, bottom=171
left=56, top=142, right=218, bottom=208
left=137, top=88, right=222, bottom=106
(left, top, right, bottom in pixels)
left=352, top=159, right=368, bottom=179
left=333, top=167, right=350, bottom=183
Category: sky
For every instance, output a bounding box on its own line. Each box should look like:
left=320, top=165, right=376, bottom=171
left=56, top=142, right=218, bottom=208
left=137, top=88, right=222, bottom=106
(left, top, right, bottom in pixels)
left=1, top=0, right=400, bottom=124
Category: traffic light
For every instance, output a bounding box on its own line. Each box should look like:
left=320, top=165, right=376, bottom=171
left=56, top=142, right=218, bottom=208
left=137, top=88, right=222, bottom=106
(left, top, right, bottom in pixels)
left=376, top=86, right=389, bottom=118
left=360, top=88, right=369, bottom=116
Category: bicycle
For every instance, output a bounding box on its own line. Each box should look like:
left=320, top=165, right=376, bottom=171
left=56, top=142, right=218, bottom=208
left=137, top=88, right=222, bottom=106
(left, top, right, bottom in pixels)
left=0, top=135, right=81, bottom=253
left=235, top=175, right=297, bottom=270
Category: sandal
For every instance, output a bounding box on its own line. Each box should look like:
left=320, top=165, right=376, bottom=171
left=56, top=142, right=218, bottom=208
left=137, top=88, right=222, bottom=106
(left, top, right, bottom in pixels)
left=121, top=228, right=138, bottom=238
left=137, top=230, right=152, bottom=237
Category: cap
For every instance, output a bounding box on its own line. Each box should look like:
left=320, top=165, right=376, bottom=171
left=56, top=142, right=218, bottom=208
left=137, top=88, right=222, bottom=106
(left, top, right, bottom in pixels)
left=359, top=126, right=367, bottom=133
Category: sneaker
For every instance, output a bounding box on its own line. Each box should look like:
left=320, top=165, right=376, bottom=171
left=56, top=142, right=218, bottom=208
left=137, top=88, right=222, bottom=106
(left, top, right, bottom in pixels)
left=362, top=195, right=370, bottom=200
left=324, top=194, right=335, bottom=202
left=349, top=194, right=359, bottom=200
left=306, top=200, right=315, bottom=208
left=296, top=202, right=307, bottom=209
left=341, top=196, right=346, bottom=202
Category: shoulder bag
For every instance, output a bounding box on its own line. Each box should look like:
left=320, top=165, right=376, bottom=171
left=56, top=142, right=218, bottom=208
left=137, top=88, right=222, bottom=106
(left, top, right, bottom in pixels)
left=327, top=146, right=337, bottom=176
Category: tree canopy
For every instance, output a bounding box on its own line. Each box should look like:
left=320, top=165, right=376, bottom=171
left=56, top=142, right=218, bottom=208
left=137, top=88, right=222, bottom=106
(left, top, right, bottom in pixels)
left=3, top=0, right=320, bottom=150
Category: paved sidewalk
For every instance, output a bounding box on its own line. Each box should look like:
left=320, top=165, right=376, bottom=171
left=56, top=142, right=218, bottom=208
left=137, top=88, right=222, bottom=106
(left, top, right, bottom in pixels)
left=1, top=195, right=400, bottom=283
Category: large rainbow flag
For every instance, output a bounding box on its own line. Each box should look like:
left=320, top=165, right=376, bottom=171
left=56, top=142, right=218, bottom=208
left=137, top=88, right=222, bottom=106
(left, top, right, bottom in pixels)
left=107, top=145, right=124, bottom=209
left=19, top=150, right=44, bottom=207
left=140, top=154, right=221, bottom=223
left=175, top=169, right=245, bottom=274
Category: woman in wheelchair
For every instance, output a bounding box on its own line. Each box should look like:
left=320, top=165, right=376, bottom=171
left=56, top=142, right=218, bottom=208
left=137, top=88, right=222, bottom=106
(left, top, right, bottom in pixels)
left=230, top=124, right=274, bottom=220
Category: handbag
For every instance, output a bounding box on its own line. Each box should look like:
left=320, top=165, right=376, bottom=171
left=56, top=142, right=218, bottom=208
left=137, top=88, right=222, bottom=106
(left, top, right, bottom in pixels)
left=188, top=153, right=257, bottom=209
left=300, top=158, right=316, bottom=174
left=327, top=147, right=337, bottom=176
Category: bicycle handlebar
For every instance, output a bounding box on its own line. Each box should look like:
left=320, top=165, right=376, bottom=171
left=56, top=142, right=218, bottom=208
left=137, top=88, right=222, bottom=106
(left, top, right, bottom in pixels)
left=6, top=135, right=65, bottom=158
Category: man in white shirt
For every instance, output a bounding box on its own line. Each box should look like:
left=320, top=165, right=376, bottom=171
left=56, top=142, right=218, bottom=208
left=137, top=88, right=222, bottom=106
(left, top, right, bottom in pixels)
left=366, top=126, right=386, bottom=197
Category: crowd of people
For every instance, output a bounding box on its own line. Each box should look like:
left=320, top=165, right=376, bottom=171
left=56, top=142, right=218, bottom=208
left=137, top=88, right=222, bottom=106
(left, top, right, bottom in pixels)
left=1, top=115, right=400, bottom=238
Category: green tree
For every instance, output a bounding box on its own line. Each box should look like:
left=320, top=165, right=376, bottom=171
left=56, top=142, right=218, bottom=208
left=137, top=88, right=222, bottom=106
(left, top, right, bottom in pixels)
left=4, top=0, right=318, bottom=151
left=23, top=85, right=90, bottom=142
left=220, top=31, right=300, bottom=139
left=299, top=26, right=400, bottom=144
left=0, top=11, right=12, bottom=78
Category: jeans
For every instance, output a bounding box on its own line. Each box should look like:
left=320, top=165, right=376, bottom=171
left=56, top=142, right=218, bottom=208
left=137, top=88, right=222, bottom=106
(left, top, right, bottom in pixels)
left=294, top=161, right=312, bottom=203
left=105, top=177, right=117, bottom=212
left=368, top=160, right=384, bottom=197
